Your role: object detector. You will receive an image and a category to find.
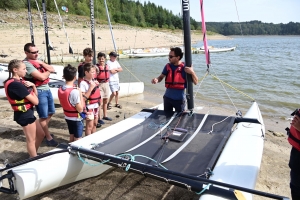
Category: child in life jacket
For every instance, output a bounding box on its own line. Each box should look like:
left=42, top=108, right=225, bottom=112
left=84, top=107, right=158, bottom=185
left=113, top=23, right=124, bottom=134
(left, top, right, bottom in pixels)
left=78, top=48, right=94, bottom=86
left=79, top=63, right=101, bottom=136
left=4, top=59, right=45, bottom=157
left=58, top=64, right=85, bottom=142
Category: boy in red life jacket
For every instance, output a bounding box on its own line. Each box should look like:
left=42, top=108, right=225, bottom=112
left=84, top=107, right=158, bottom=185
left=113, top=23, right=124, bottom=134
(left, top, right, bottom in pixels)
left=151, top=47, right=198, bottom=114
left=78, top=48, right=94, bottom=86
left=23, top=43, right=58, bottom=147
left=4, top=59, right=45, bottom=157
left=107, top=51, right=123, bottom=110
left=58, top=65, right=85, bottom=142
left=288, top=110, right=300, bottom=200
left=79, top=63, right=101, bottom=136
left=96, top=52, right=112, bottom=125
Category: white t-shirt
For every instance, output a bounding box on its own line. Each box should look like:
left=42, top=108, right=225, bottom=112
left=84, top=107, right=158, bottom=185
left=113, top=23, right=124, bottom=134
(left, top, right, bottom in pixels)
left=62, top=86, right=82, bottom=121
left=79, top=80, right=99, bottom=109
left=107, top=60, right=121, bottom=82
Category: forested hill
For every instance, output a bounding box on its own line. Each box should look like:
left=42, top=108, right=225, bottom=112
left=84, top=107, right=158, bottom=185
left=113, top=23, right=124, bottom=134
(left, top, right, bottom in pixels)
left=206, top=21, right=300, bottom=35
left=1, top=0, right=299, bottom=35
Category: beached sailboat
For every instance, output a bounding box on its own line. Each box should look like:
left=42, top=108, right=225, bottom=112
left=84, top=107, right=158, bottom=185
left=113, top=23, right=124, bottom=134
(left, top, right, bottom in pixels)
left=0, top=1, right=289, bottom=200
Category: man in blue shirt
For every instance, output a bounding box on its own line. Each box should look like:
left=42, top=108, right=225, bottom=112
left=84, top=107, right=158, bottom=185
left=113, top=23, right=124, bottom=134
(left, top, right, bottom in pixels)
left=151, top=47, right=198, bottom=113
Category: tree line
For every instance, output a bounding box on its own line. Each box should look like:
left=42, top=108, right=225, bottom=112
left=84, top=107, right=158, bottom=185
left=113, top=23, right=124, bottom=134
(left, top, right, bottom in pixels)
left=206, top=21, right=300, bottom=35
left=1, top=0, right=299, bottom=35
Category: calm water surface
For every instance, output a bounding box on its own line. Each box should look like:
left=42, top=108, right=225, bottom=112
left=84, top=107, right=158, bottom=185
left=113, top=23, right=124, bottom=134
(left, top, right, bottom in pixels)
left=118, top=36, right=300, bottom=120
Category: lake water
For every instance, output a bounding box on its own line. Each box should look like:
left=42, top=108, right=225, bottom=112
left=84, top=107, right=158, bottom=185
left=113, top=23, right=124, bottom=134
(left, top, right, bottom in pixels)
left=118, top=36, right=300, bottom=120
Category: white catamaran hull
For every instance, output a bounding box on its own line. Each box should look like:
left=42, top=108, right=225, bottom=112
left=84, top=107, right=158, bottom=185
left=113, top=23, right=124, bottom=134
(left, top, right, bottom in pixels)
left=200, top=102, right=265, bottom=200
left=1, top=102, right=264, bottom=199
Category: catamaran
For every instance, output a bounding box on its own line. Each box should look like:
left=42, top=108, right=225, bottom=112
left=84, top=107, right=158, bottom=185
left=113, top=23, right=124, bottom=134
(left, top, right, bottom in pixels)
left=0, top=1, right=289, bottom=200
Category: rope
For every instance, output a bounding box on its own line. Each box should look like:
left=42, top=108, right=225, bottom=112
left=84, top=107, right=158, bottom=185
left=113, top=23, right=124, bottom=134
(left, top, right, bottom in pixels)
left=119, top=62, right=142, bottom=82
left=195, top=183, right=211, bottom=195
left=210, top=74, right=255, bottom=101
left=194, top=71, right=208, bottom=99
left=207, top=115, right=234, bottom=134
left=76, top=146, right=110, bottom=166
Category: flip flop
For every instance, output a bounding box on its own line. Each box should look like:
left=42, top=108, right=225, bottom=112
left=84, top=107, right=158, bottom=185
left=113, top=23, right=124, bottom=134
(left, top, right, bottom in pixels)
left=115, top=104, right=122, bottom=109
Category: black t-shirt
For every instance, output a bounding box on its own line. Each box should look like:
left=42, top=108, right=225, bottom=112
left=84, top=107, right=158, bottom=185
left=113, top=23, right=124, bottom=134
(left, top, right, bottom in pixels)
left=7, top=81, right=35, bottom=121
left=78, top=62, right=85, bottom=78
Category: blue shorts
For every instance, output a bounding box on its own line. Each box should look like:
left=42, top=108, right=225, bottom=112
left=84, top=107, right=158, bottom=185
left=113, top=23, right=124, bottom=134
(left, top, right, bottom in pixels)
left=109, top=81, right=120, bottom=92
left=36, top=89, right=55, bottom=118
left=65, top=119, right=84, bottom=138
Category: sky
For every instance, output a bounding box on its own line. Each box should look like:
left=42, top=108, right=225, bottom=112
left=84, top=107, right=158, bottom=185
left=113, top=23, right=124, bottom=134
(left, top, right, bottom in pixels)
left=137, top=0, right=300, bottom=24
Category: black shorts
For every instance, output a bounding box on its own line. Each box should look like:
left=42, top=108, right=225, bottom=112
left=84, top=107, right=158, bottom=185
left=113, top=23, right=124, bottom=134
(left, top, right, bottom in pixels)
left=16, top=117, right=36, bottom=127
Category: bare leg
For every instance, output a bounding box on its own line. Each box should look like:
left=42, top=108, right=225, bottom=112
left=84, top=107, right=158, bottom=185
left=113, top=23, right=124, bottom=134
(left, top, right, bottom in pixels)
left=102, top=98, right=108, bottom=117
left=40, top=114, right=53, bottom=140
left=108, top=92, right=116, bottom=105
left=98, top=99, right=102, bottom=120
left=35, top=119, right=45, bottom=151
left=85, top=119, right=94, bottom=136
left=92, top=117, right=98, bottom=133
left=69, top=134, right=74, bottom=142
left=22, top=122, right=37, bottom=157
left=115, top=91, right=119, bottom=105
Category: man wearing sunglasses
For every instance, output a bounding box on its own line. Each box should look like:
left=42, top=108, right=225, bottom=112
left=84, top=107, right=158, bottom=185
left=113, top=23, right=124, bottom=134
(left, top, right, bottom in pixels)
left=23, top=43, right=58, bottom=147
left=151, top=47, right=198, bottom=113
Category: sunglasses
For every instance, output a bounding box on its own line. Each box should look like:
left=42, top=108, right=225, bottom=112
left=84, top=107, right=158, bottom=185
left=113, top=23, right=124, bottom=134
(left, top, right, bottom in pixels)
left=169, top=55, right=176, bottom=59
left=28, top=51, right=39, bottom=54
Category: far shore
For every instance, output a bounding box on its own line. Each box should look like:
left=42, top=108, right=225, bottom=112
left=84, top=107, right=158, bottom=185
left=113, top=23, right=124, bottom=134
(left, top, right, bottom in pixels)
left=0, top=22, right=230, bottom=63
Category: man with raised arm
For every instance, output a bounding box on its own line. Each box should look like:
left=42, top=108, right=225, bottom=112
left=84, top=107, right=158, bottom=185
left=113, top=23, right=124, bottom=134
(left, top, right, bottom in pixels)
left=23, top=43, right=58, bottom=147
left=151, top=47, right=198, bottom=114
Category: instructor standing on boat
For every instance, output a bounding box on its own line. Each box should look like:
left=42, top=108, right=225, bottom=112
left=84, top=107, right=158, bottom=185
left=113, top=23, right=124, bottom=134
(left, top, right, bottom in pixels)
left=151, top=47, right=198, bottom=113
left=23, top=43, right=58, bottom=147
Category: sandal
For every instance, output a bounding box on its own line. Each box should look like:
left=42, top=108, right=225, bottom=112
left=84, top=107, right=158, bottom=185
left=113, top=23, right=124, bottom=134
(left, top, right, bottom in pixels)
left=115, top=104, right=122, bottom=109
left=107, top=103, right=112, bottom=110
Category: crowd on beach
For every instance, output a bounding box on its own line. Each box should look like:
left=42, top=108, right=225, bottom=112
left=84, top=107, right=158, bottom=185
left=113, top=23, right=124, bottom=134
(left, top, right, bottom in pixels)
left=2, top=43, right=300, bottom=199
left=4, top=43, right=123, bottom=158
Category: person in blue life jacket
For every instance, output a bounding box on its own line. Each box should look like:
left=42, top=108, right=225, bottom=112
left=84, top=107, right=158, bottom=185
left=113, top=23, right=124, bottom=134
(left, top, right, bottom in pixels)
left=151, top=47, right=198, bottom=113
left=288, top=110, right=300, bottom=200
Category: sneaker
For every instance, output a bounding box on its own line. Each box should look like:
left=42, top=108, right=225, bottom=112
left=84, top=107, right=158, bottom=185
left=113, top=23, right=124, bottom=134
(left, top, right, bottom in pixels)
left=44, top=134, right=54, bottom=139
left=46, top=139, right=58, bottom=147
left=98, top=119, right=105, bottom=125
left=96, top=123, right=102, bottom=128
left=102, top=117, right=112, bottom=121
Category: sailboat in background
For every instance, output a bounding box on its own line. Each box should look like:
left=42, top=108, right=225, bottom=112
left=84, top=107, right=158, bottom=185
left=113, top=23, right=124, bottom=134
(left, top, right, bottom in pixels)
left=0, top=1, right=289, bottom=200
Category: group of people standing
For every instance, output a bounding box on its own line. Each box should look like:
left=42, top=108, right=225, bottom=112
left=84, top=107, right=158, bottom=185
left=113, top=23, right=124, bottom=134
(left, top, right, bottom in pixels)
left=4, top=44, right=122, bottom=158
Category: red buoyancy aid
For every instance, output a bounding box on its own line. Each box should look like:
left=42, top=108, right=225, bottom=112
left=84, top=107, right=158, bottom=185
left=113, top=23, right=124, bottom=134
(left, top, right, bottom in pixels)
left=24, top=60, right=50, bottom=86
left=96, top=64, right=109, bottom=83
left=58, top=86, right=81, bottom=118
left=288, top=111, right=300, bottom=151
left=83, top=80, right=101, bottom=105
left=4, top=78, right=34, bottom=112
left=165, top=62, right=185, bottom=89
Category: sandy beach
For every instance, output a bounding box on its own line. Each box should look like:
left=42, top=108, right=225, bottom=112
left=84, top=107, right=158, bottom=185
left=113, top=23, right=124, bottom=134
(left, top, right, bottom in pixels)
left=0, top=9, right=292, bottom=200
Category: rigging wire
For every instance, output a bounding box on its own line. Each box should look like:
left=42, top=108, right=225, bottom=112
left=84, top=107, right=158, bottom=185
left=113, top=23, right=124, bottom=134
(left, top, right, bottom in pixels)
left=53, top=0, right=73, bottom=54
left=233, top=0, right=244, bottom=36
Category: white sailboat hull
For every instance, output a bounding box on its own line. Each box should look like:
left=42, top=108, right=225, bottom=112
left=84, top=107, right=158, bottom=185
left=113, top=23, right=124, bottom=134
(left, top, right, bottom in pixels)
left=1, top=102, right=265, bottom=199
left=200, top=102, right=265, bottom=200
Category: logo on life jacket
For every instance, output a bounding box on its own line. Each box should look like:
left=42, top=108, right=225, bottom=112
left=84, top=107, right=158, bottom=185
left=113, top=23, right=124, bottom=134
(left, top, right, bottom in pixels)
left=24, top=60, right=50, bottom=86
left=165, top=63, right=185, bottom=89
left=58, top=86, right=81, bottom=118
left=83, top=79, right=101, bottom=105
left=96, top=64, right=109, bottom=83
left=4, top=79, right=34, bottom=112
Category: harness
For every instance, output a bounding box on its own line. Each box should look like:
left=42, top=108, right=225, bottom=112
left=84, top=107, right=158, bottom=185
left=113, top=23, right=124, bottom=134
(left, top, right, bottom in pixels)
left=165, top=62, right=185, bottom=89
left=58, top=86, right=81, bottom=118
left=4, top=78, right=34, bottom=112
left=96, top=63, right=109, bottom=83
left=24, top=60, right=49, bottom=86
left=83, top=79, right=101, bottom=105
